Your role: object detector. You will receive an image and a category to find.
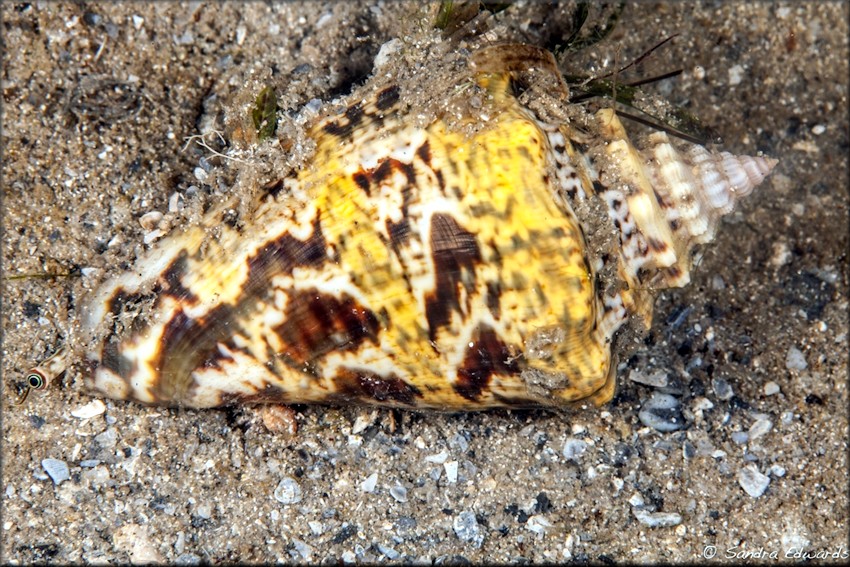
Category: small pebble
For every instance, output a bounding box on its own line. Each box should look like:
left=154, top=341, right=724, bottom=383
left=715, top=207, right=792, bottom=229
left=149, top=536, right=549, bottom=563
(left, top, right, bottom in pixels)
left=351, top=412, right=377, bottom=435
left=113, top=524, right=164, bottom=563
left=81, top=466, right=110, bottom=487
left=444, top=461, right=459, bottom=483
left=308, top=521, right=323, bottom=536
left=731, top=431, right=749, bottom=445
left=710, top=274, right=726, bottom=290
left=196, top=502, right=212, bottom=520
left=711, top=378, right=734, bottom=400
left=143, top=229, right=165, bottom=244
left=376, top=543, right=400, bottom=560
left=175, top=531, right=186, bottom=555
left=260, top=405, right=298, bottom=436
left=525, top=515, right=553, bottom=537
left=453, top=511, right=481, bottom=543
left=198, top=156, right=212, bottom=173
left=273, top=477, right=302, bottom=505
left=449, top=433, right=469, bottom=453
left=303, top=98, right=323, bottom=117
left=748, top=418, right=773, bottom=441
left=628, top=369, right=669, bottom=388
left=770, top=464, right=787, bottom=477
left=611, top=478, right=624, bottom=494
left=738, top=464, right=770, bottom=497
left=168, top=192, right=184, bottom=213
left=785, top=346, right=808, bottom=370
left=425, top=449, right=449, bottom=464
left=354, top=544, right=368, bottom=560
left=373, top=38, right=403, bottom=70
left=728, top=64, right=744, bottom=86
left=562, top=438, right=588, bottom=461
left=291, top=539, right=313, bottom=561
left=42, top=458, right=70, bottom=485
left=638, top=393, right=685, bottom=432
left=389, top=484, right=408, bottom=503
left=94, top=428, right=118, bottom=448
left=763, top=381, right=781, bottom=396
left=174, top=31, right=194, bottom=45
left=360, top=473, right=378, bottom=493
left=632, top=509, right=682, bottom=528
left=628, top=492, right=645, bottom=507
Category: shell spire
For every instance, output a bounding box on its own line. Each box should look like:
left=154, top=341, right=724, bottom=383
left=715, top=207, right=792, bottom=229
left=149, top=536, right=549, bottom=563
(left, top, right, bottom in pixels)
left=591, top=108, right=777, bottom=326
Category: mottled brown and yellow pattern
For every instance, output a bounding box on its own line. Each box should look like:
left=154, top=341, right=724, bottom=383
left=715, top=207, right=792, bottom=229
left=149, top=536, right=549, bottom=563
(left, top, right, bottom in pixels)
left=26, top=44, right=776, bottom=410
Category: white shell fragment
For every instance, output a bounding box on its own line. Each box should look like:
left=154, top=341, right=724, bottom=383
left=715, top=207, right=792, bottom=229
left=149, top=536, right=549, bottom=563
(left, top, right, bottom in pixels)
left=785, top=346, right=808, bottom=370
left=41, top=459, right=71, bottom=485
left=738, top=464, right=771, bottom=497
left=138, top=211, right=163, bottom=231
left=360, top=473, right=378, bottom=493
left=273, top=476, right=303, bottom=504
left=562, top=438, right=588, bottom=461
left=632, top=508, right=683, bottom=528
left=70, top=399, right=107, bottom=419
left=41, top=458, right=70, bottom=485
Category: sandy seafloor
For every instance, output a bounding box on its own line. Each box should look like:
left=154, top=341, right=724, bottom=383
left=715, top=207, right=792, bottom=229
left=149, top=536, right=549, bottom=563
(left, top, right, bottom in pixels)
left=1, top=1, right=848, bottom=564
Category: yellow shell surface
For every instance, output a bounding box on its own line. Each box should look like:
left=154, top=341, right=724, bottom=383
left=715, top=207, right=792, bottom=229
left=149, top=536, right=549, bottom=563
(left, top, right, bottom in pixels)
left=79, top=70, right=614, bottom=409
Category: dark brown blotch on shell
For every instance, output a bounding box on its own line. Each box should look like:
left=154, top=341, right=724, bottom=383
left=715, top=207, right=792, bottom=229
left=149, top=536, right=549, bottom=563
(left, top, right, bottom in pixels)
left=425, top=213, right=482, bottom=343
left=159, top=251, right=199, bottom=304
left=245, top=214, right=327, bottom=290
left=455, top=324, right=520, bottom=401
left=273, top=289, right=381, bottom=366
left=332, top=368, right=421, bottom=406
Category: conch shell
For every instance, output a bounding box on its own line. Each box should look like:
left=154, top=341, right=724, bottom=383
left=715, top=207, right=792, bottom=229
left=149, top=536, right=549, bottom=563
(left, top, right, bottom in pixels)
left=24, top=44, right=776, bottom=410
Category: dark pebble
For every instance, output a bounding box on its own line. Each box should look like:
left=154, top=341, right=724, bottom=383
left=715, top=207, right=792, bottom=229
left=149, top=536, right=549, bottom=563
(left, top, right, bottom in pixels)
left=332, top=524, right=357, bottom=544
